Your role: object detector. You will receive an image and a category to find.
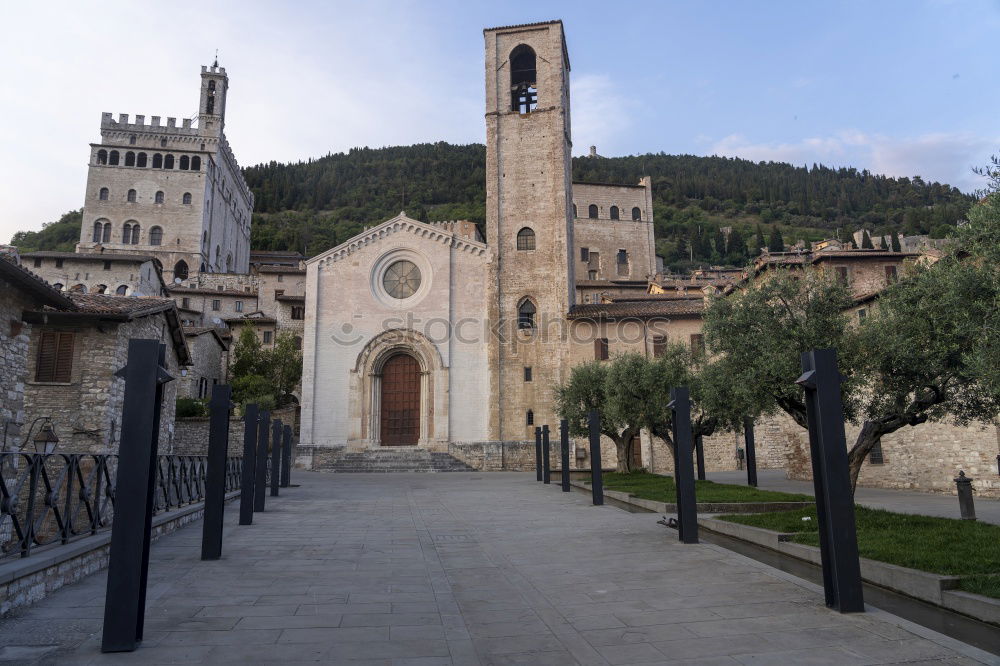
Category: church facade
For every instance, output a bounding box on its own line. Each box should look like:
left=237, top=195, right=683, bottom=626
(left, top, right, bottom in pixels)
left=300, top=21, right=693, bottom=456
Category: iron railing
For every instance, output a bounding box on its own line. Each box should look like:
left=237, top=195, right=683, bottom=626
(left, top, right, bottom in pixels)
left=0, top=452, right=242, bottom=560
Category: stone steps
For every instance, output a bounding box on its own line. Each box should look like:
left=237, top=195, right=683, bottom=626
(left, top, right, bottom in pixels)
left=315, top=449, right=477, bottom=473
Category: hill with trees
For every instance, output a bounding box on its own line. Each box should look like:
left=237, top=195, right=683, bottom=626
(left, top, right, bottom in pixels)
left=11, top=143, right=974, bottom=272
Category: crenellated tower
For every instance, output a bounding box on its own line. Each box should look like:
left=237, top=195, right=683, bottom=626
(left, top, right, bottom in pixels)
left=484, top=20, right=575, bottom=440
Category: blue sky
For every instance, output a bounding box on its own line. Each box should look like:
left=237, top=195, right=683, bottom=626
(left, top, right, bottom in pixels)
left=2, top=0, right=998, bottom=242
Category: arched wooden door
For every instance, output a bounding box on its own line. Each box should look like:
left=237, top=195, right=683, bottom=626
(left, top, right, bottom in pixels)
left=380, top=353, right=421, bottom=446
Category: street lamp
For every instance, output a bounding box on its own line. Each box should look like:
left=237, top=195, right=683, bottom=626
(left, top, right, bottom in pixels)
left=32, top=423, right=59, bottom=454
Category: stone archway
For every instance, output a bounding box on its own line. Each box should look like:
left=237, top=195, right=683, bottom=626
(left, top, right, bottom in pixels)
left=350, top=328, right=449, bottom=449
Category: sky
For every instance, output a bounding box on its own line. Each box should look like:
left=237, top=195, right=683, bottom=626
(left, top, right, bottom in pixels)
left=2, top=0, right=998, bottom=243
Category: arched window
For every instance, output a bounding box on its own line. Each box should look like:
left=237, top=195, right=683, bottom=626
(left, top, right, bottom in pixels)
left=191, top=156, right=201, bottom=171
left=174, top=260, right=189, bottom=280
left=510, top=45, right=537, bottom=113
left=70, top=284, right=87, bottom=293
left=127, top=189, right=136, bottom=202
left=102, top=221, right=111, bottom=243
left=93, top=284, right=107, bottom=294
left=125, top=151, right=135, bottom=167
left=573, top=204, right=578, bottom=218
left=115, top=285, right=128, bottom=295
left=99, top=187, right=109, bottom=201
left=610, top=206, right=619, bottom=220
left=152, top=153, right=163, bottom=169
left=96, top=149, right=107, bottom=165
left=588, top=204, right=599, bottom=219
left=163, top=154, right=174, bottom=170
left=632, top=207, right=641, bottom=221
left=517, top=298, right=536, bottom=330
left=155, top=191, right=164, bottom=204
left=108, top=150, right=120, bottom=166
left=179, top=155, right=189, bottom=170
left=226, top=254, right=232, bottom=271
left=129, top=135, right=136, bottom=145
left=92, top=221, right=102, bottom=242
left=149, top=226, right=163, bottom=246
left=206, top=80, right=216, bottom=114
left=160, top=138, right=167, bottom=148
left=182, top=192, right=192, bottom=205
left=200, top=262, right=207, bottom=273
left=129, top=223, right=140, bottom=244
left=122, top=222, right=133, bottom=244
left=516, top=227, right=536, bottom=251
left=137, top=152, right=147, bottom=167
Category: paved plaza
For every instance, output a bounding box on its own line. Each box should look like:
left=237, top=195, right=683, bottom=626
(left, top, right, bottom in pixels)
left=0, top=472, right=994, bottom=665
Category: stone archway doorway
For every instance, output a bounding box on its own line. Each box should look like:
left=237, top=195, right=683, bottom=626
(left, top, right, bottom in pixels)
left=379, top=353, right=421, bottom=446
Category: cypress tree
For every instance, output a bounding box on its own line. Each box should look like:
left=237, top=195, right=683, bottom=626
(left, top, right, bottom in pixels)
left=754, top=225, right=766, bottom=255
left=890, top=233, right=902, bottom=252
left=861, top=230, right=874, bottom=249
left=879, top=235, right=889, bottom=250
left=768, top=226, right=785, bottom=252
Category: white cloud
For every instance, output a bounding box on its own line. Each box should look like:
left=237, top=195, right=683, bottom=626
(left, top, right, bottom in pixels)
left=709, top=130, right=997, bottom=192
left=570, top=73, right=637, bottom=156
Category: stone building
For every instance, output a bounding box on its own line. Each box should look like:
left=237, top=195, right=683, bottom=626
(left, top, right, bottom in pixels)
left=22, top=251, right=166, bottom=297
left=74, top=63, right=253, bottom=284
left=179, top=327, right=229, bottom=399
left=0, top=256, right=75, bottom=451
left=299, top=21, right=701, bottom=461
left=21, top=294, right=190, bottom=453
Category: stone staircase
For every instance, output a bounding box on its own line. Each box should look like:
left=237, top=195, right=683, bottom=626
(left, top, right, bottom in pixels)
left=315, top=448, right=477, bottom=473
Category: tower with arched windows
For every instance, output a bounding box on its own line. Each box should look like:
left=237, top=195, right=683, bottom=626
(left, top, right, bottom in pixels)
left=76, top=63, right=252, bottom=284
left=483, top=20, right=575, bottom=440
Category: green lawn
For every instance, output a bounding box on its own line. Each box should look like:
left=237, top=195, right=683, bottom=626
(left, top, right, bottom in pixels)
left=719, top=506, right=1000, bottom=598
left=597, top=472, right=813, bottom=504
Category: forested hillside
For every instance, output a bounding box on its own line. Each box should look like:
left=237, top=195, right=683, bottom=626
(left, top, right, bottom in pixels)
left=11, top=143, right=974, bottom=271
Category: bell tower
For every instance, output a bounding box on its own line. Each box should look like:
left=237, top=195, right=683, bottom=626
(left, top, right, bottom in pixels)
left=198, top=61, right=228, bottom=137
left=484, top=20, right=575, bottom=440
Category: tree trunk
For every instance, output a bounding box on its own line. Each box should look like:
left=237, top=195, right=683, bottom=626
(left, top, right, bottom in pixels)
left=846, top=420, right=882, bottom=495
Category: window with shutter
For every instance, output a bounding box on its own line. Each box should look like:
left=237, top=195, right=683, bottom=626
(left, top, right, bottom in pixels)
left=652, top=335, right=666, bottom=358
left=594, top=337, right=609, bottom=360
left=36, top=331, right=74, bottom=382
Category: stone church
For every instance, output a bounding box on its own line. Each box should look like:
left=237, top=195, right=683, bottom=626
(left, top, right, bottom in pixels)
left=300, top=21, right=702, bottom=460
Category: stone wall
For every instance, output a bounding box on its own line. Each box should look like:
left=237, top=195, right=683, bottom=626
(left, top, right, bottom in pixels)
left=174, top=406, right=296, bottom=456
left=782, top=416, right=1000, bottom=497
left=177, top=331, right=226, bottom=400
left=448, top=441, right=536, bottom=471
left=27, top=256, right=163, bottom=298
left=0, top=286, right=35, bottom=450
left=22, top=314, right=180, bottom=453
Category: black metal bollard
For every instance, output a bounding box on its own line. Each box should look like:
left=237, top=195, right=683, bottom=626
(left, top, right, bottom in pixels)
left=238, top=404, right=258, bottom=525
left=955, top=471, right=976, bottom=520
left=102, top=340, right=172, bottom=653
left=695, top=433, right=706, bottom=481
left=280, top=425, right=292, bottom=488
left=542, top=425, right=551, bottom=484
left=270, top=419, right=282, bottom=497
left=201, top=384, right=232, bottom=560
left=669, top=387, right=698, bottom=544
left=534, top=427, right=542, bottom=482
left=796, top=348, right=864, bottom=613
left=588, top=410, right=604, bottom=506
left=254, top=411, right=270, bottom=512
left=743, top=416, right=758, bottom=487
left=560, top=419, right=570, bottom=492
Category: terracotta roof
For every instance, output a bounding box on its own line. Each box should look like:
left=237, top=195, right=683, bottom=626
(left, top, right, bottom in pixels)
left=250, top=250, right=303, bottom=257
left=568, top=299, right=704, bottom=320
left=225, top=315, right=276, bottom=325
left=256, top=265, right=305, bottom=274
left=575, top=280, right=648, bottom=288
left=182, top=326, right=229, bottom=349
left=22, top=251, right=158, bottom=263
left=169, top=286, right=258, bottom=297
left=811, top=251, right=918, bottom=261
left=614, top=294, right=707, bottom=301
left=67, top=294, right=177, bottom=317
left=0, top=256, right=75, bottom=309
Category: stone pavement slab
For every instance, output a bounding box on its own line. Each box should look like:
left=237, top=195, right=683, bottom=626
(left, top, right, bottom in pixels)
left=0, top=471, right=993, bottom=665
left=710, top=469, right=1000, bottom=525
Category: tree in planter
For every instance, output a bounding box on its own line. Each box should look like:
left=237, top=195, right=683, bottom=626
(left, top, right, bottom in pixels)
left=554, top=358, right=642, bottom=473
left=849, top=254, right=1000, bottom=489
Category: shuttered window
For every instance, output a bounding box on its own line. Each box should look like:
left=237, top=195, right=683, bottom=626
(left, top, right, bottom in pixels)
left=594, top=337, right=609, bottom=360
left=652, top=335, right=667, bottom=358
left=35, top=332, right=74, bottom=382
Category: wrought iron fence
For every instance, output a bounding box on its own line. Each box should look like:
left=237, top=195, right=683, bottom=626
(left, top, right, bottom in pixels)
left=0, top=452, right=242, bottom=560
